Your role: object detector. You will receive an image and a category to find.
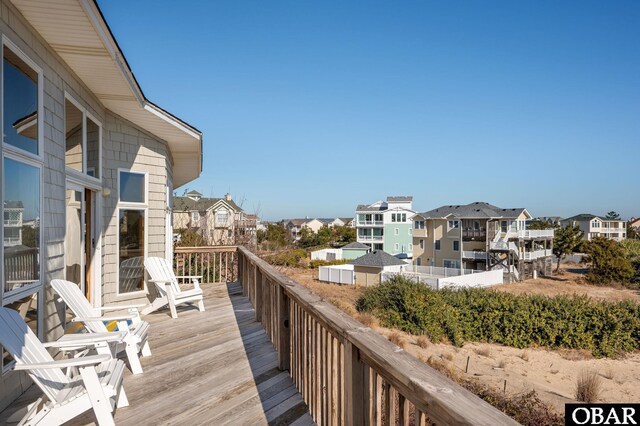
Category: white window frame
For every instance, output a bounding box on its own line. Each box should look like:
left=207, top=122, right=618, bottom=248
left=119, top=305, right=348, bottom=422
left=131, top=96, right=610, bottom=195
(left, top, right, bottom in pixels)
left=191, top=211, right=200, bottom=223
left=1, top=38, right=45, bottom=372
left=408, top=228, right=412, bottom=236
left=443, top=259, right=461, bottom=269
left=2, top=36, right=44, bottom=162
left=419, top=239, right=424, bottom=249
left=116, top=169, right=149, bottom=297
left=394, top=243, right=399, bottom=251
left=448, top=220, right=460, bottom=231
left=63, top=93, right=102, bottom=187
left=453, top=240, right=460, bottom=251
left=394, top=228, right=399, bottom=236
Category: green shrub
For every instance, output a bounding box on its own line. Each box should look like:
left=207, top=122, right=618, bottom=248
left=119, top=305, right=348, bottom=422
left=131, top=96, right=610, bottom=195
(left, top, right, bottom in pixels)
left=356, top=276, right=640, bottom=357
left=266, top=249, right=308, bottom=267
left=584, top=237, right=635, bottom=287
left=308, top=259, right=349, bottom=269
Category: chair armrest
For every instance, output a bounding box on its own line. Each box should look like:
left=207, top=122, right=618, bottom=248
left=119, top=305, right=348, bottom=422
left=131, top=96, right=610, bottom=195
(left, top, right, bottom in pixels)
left=43, top=332, right=127, bottom=348
left=72, top=313, right=137, bottom=322
left=175, top=276, right=202, bottom=290
left=98, top=304, right=145, bottom=311
left=13, top=354, right=111, bottom=371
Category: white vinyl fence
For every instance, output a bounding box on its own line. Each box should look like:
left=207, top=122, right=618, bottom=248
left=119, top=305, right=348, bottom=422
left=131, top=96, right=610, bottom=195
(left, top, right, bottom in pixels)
left=381, top=268, right=503, bottom=290
left=318, top=264, right=354, bottom=285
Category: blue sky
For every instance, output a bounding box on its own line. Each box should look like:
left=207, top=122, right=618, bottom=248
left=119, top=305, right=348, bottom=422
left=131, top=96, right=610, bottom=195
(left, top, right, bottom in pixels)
left=99, top=1, right=640, bottom=221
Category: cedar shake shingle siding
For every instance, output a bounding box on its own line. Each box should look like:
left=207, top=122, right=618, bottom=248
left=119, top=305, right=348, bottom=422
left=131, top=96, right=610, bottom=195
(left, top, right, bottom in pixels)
left=0, top=0, right=198, bottom=410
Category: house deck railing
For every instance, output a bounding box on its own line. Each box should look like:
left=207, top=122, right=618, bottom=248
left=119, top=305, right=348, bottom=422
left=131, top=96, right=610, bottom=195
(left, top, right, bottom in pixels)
left=174, top=246, right=238, bottom=284
left=235, top=245, right=518, bottom=426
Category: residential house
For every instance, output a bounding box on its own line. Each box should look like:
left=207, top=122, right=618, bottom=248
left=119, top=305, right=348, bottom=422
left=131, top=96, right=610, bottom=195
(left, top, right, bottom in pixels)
left=561, top=214, right=627, bottom=241
left=355, top=196, right=416, bottom=257
left=174, top=192, right=256, bottom=246
left=284, top=218, right=324, bottom=241
left=310, top=241, right=370, bottom=261
left=0, top=0, right=202, bottom=410
left=2, top=201, right=23, bottom=247
left=341, top=241, right=371, bottom=260
left=351, top=250, right=408, bottom=287
left=340, top=217, right=355, bottom=228
left=413, top=202, right=554, bottom=281
left=318, top=218, right=345, bottom=227
left=629, top=217, right=640, bottom=237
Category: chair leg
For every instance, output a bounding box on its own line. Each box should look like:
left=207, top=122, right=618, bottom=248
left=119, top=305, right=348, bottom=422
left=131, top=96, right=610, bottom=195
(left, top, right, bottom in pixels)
left=141, top=340, right=152, bottom=357
left=197, top=298, right=205, bottom=312
left=169, top=300, right=178, bottom=319
left=125, top=343, right=143, bottom=375
left=79, top=366, right=116, bottom=426
left=117, top=388, right=129, bottom=408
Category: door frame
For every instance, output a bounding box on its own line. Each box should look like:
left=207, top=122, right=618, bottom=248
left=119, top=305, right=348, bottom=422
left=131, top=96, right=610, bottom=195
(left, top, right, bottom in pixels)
left=65, top=178, right=102, bottom=307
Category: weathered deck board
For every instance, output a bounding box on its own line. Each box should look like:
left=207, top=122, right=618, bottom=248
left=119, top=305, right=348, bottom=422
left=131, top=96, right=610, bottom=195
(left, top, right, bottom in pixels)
left=0, top=282, right=313, bottom=426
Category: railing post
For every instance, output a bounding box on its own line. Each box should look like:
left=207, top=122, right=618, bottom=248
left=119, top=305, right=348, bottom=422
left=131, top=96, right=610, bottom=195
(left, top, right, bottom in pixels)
left=242, top=258, right=248, bottom=297
left=238, top=251, right=244, bottom=288
left=344, top=341, right=366, bottom=426
left=277, top=285, right=290, bottom=371
left=255, top=267, right=263, bottom=322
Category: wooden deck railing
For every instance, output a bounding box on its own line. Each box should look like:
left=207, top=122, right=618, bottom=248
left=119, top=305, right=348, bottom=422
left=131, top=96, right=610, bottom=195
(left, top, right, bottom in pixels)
left=237, top=246, right=518, bottom=426
left=174, top=246, right=238, bottom=284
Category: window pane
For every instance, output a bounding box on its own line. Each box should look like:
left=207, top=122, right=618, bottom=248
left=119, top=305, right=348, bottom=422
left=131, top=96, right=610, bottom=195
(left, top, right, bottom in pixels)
left=86, top=118, right=99, bottom=178
left=119, top=209, right=145, bottom=293
left=3, top=158, right=40, bottom=294
left=120, top=172, right=145, bottom=203
left=2, top=292, right=38, bottom=369
left=65, top=99, right=83, bottom=172
left=3, top=46, right=38, bottom=155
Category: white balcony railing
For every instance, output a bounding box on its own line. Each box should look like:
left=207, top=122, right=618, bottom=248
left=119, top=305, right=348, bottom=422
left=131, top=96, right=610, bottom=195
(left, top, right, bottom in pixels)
left=357, top=220, right=383, bottom=226
left=523, top=249, right=553, bottom=261
left=516, top=229, right=554, bottom=239
left=462, top=250, right=488, bottom=260
left=357, top=234, right=384, bottom=242
left=3, top=219, right=22, bottom=226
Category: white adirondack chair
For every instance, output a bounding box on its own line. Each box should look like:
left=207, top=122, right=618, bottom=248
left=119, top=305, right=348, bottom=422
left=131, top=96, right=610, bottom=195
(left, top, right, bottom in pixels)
left=142, top=257, right=205, bottom=319
left=0, top=307, right=128, bottom=426
left=51, top=279, right=151, bottom=375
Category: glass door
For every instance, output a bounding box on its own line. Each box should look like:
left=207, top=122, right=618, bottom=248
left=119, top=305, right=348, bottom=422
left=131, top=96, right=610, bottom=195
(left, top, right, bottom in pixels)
left=65, top=183, right=95, bottom=302
left=65, top=186, right=84, bottom=293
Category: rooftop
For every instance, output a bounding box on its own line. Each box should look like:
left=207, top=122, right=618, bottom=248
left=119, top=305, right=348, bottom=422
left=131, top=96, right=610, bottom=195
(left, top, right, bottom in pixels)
left=420, top=202, right=527, bottom=220
left=174, top=196, right=243, bottom=213
left=350, top=250, right=408, bottom=267
left=341, top=241, right=371, bottom=250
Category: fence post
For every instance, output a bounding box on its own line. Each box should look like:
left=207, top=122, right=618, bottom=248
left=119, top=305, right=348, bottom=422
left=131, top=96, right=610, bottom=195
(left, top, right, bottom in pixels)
left=255, top=267, right=263, bottom=322
left=344, top=341, right=366, bottom=426
left=277, top=285, right=290, bottom=371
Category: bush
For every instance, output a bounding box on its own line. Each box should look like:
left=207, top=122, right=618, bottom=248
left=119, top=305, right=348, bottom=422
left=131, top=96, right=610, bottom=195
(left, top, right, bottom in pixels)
left=309, top=259, right=349, bottom=269
left=266, top=249, right=308, bottom=267
left=584, top=237, right=635, bottom=287
left=356, top=276, right=640, bottom=357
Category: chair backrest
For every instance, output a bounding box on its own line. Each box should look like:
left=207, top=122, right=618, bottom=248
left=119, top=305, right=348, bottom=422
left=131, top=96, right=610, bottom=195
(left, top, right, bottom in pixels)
left=119, top=256, right=145, bottom=293
left=144, top=257, right=181, bottom=295
left=51, top=279, right=107, bottom=333
left=0, top=307, right=68, bottom=402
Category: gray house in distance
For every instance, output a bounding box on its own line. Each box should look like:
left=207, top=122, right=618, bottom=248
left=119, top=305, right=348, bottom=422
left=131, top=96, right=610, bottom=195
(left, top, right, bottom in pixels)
left=0, top=0, right=202, bottom=410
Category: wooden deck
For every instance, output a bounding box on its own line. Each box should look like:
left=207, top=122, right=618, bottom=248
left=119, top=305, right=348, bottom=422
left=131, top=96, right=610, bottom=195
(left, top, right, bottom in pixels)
left=0, top=282, right=314, bottom=426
